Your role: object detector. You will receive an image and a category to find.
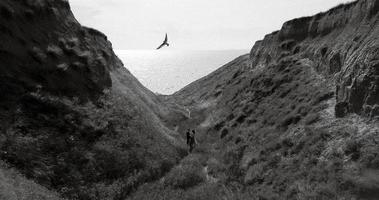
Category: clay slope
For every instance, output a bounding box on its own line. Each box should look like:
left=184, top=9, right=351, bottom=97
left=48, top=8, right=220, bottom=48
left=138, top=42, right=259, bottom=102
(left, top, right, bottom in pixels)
left=0, top=0, right=185, bottom=199
left=170, top=0, right=379, bottom=199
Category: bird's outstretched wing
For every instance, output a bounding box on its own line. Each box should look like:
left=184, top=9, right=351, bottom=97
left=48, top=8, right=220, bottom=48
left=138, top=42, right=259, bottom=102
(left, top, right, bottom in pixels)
left=164, top=33, right=168, bottom=43
left=156, top=43, right=165, bottom=50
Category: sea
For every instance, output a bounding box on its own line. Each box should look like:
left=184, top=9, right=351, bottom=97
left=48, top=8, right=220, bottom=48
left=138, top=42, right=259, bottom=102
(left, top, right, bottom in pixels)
left=115, top=49, right=249, bottom=95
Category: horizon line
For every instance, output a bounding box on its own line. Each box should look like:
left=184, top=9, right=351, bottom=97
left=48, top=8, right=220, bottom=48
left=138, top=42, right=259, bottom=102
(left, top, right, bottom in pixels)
left=115, top=48, right=250, bottom=52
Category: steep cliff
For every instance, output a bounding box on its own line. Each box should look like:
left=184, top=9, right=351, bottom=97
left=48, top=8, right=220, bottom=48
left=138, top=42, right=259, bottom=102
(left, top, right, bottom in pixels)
left=250, top=0, right=379, bottom=118
left=0, top=0, right=185, bottom=199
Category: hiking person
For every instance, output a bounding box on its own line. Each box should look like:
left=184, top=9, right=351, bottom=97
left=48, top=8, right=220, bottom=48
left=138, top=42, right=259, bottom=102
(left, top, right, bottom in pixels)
left=186, top=129, right=191, bottom=145
left=189, top=129, right=197, bottom=153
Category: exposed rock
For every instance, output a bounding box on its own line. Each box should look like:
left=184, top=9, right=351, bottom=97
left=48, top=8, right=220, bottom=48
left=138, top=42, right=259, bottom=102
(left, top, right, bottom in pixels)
left=46, top=44, right=63, bottom=58
left=29, top=46, right=47, bottom=63
left=329, top=52, right=342, bottom=74
left=249, top=0, right=379, bottom=117
left=56, top=63, right=69, bottom=71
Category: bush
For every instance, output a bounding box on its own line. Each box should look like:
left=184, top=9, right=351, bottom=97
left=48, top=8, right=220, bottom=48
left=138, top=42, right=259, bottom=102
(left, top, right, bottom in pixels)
left=344, top=139, right=361, bottom=161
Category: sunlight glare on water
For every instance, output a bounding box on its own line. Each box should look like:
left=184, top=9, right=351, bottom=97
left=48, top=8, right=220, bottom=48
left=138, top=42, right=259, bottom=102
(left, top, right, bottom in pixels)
left=115, top=49, right=248, bottom=95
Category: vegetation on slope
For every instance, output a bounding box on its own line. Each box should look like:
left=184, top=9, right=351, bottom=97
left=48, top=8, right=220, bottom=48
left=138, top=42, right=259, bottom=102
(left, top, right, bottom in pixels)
left=0, top=0, right=186, bottom=199
left=128, top=0, right=379, bottom=199
left=0, top=0, right=378, bottom=199
left=0, top=162, right=64, bottom=200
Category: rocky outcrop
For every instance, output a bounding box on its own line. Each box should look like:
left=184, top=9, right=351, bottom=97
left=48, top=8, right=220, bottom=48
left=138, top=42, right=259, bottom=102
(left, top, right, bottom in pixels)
left=0, top=0, right=115, bottom=103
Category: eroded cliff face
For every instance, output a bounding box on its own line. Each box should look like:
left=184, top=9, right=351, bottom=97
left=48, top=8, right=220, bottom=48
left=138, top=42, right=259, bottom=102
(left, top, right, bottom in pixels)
left=251, top=0, right=379, bottom=118
left=0, top=0, right=115, bottom=102
left=0, top=0, right=185, bottom=199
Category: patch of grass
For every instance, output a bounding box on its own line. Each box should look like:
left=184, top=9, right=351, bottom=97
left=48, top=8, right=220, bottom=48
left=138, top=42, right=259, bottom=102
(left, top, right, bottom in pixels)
left=0, top=162, right=64, bottom=200
left=164, top=155, right=205, bottom=189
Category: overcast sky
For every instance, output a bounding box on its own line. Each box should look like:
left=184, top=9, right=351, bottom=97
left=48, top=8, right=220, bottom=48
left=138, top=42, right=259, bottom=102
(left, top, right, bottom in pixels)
left=70, top=0, right=349, bottom=50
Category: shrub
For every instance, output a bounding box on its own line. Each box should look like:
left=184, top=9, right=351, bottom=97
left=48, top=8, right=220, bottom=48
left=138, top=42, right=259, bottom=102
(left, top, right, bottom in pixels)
left=220, top=128, right=229, bottom=138
left=344, top=139, right=361, bottom=161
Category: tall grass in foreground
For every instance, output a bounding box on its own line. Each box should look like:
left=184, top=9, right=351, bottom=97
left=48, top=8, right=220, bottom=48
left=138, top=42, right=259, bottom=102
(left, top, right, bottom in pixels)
left=0, top=162, right=64, bottom=200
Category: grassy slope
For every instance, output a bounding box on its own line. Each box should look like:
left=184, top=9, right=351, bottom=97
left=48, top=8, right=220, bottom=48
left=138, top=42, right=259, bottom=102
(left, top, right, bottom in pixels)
left=1, top=0, right=378, bottom=199
left=0, top=0, right=186, bottom=199
left=130, top=0, right=379, bottom=199
left=0, top=162, right=65, bottom=200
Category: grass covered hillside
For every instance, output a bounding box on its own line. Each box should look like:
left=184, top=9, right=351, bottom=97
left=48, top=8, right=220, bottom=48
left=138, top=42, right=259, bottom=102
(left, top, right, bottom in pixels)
left=127, top=0, right=379, bottom=199
left=0, top=0, right=378, bottom=200
left=0, top=161, right=65, bottom=200
left=0, top=0, right=186, bottom=199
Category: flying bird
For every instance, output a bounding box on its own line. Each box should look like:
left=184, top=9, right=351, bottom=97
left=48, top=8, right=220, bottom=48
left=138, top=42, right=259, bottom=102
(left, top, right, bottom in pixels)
left=156, top=33, right=169, bottom=50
